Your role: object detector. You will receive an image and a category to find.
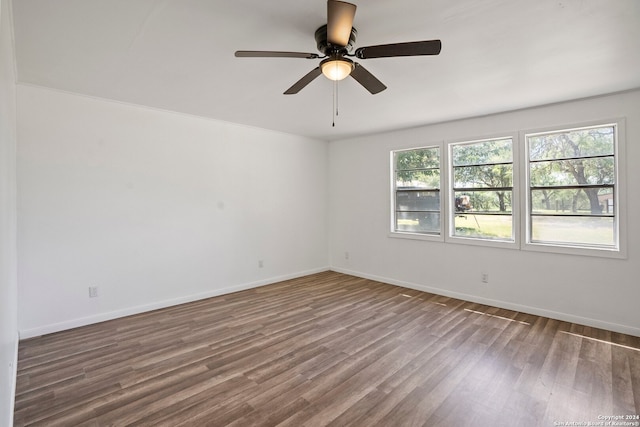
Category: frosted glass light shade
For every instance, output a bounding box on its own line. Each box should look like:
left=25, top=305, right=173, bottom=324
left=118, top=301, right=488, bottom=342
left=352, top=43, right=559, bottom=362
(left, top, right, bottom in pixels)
left=321, top=58, right=354, bottom=81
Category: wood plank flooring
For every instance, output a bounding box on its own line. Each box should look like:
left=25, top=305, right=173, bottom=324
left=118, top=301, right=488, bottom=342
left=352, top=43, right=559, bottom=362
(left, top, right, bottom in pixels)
left=14, top=271, right=640, bottom=426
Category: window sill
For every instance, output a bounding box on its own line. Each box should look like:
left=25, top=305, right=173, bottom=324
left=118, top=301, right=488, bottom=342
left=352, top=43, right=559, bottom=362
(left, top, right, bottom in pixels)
left=389, top=231, right=444, bottom=242
left=445, top=234, right=519, bottom=250
left=523, top=241, right=626, bottom=259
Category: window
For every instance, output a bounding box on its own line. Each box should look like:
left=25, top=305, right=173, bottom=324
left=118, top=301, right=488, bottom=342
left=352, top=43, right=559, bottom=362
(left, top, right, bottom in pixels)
left=525, top=123, right=619, bottom=251
left=449, top=137, right=514, bottom=242
left=389, top=120, right=624, bottom=257
left=392, top=147, right=441, bottom=236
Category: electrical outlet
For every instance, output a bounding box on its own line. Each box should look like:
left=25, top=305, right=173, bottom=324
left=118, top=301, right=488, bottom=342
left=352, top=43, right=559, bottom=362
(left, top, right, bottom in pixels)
left=89, top=286, right=99, bottom=298
left=258, top=260, right=264, bottom=268
left=481, top=273, right=489, bottom=284
left=345, top=251, right=350, bottom=260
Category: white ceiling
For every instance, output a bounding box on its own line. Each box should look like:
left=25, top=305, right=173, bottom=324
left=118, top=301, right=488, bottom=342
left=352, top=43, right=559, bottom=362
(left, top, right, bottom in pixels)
left=11, top=0, right=640, bottom=141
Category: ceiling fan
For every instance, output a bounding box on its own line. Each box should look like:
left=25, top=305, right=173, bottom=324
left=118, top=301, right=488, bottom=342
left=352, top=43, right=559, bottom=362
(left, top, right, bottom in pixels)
left=235, top=0, right=442, bottom=95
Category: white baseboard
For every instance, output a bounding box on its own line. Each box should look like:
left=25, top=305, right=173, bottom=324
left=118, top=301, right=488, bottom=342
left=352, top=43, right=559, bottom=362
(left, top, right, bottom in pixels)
left=331, top=267, right=640, bottom=338
left=20, top=265, right=639, bottom=340
left=19, top=267, right=330, bottom=339
left=9, top=330, right=18, bottom=427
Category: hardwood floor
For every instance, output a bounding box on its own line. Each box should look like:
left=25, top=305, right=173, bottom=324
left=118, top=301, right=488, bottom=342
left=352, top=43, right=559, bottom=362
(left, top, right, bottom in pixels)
left=14, top=271, right=640, bottom=426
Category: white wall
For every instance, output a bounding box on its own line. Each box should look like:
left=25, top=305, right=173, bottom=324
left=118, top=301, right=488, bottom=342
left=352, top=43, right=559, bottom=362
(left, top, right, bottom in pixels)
left=17, top=85, right=329, bottom=338
left=329, top=89, right=640, bottom=337
left=0, top=0, right=18, bottom=424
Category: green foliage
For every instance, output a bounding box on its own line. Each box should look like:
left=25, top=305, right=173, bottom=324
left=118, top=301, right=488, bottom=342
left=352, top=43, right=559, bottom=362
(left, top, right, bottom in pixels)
left=528, top=126, right=614, bottom=161
left=396, top=169, right=440, bottom=188
left=395, top=147, right=440, bottom=188
left=452, top=138, right=512, bottom=166
left=531, top=188, right=614, bottom=215
left=528, top=125, right=615, bottom=214
left=393, top=124, right=617, bottom=243
left=452, top=138, right=513, bottom=212
left=455, top=191, right=513, bottom=213
left=530, top=158, right=614, bottom=186
left=396, top=148, right=439, bottom=170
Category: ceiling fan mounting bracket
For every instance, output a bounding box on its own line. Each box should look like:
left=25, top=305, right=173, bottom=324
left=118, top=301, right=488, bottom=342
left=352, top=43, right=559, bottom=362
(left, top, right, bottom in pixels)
left=315, top=24, right=357, bottom=55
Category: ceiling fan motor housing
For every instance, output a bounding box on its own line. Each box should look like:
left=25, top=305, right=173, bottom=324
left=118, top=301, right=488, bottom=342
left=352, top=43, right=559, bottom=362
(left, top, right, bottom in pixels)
left=315, top=24, right=357, bottom=55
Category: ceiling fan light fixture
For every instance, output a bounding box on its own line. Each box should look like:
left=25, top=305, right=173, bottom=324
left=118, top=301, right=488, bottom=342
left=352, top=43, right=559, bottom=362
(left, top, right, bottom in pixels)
left=320, top=57, right=354, bottom=81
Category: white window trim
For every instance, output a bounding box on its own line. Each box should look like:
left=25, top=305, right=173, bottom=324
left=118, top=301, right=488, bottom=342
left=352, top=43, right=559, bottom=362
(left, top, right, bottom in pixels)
left=387, top=119, right=626, bottom=260
left=445, top=133, right=520, bottom=250
left=389, top=144, right=445, bottom=242
left=520, top=118, right=627, bottom=259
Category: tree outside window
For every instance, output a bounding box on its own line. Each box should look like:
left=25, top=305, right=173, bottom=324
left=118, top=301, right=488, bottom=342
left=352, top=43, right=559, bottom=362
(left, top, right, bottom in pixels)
left=527, top=124, right=617, bottom=247
left=393, top=147, right=441, bottom=235
left=450, top=138, right=514, bottom=241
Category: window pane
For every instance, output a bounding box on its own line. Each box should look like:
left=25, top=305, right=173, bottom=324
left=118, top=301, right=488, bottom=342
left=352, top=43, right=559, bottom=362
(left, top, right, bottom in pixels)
left=454, top=191, right=512, bottom=213
left=529, top=125, right=614, bottom=161
left=452, top=138, right=512, bottom=166
left=396, top=212, right=440, bottom=234
left=531, top=188, right=614, bottom=216
left=530, top=157, right=614, bottom=187
left=531, top=216, right=615, bottom=246
left=453, top=214, right=513, bottom=240
left=396, top=169, right=440, bottom=188
left=450, top=138, right=514, bottom=243
left=396, top=190, right=440, bottom=212
left=396, top=148, right=440, bottom=170
left=393, top=146, right=441, bottom=236
left=526, top=123, right=619, bottom=251
left=453, top=164, right=512, bottom=189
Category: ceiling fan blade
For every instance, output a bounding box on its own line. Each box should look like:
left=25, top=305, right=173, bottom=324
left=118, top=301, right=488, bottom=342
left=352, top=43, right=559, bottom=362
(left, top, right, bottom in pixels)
left=235, top=51, right=319, bottom=59
left=355, top=40, right=442, bottom=59
left=284, top=67, right=323, bottom=94
left=350, top=63, right=386, bottom=94
left=327, top=0, right=356, bottom=47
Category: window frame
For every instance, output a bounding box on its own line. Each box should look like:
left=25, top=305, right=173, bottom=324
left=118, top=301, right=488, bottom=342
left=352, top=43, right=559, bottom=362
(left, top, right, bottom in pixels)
left=387, top=120, right=626, bottom=259
left=445, top=133, right=520, bottom=250
left=521, top=119, right=627, bottom=258
left=389, top=144, right=444, bottom=242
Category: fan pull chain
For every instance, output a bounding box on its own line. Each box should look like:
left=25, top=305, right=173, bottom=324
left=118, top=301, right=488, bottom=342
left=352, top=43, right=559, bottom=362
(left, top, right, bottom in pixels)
left=336, top=78, right=339, bottom=117
left=332, top=72, right=339, bottom=127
